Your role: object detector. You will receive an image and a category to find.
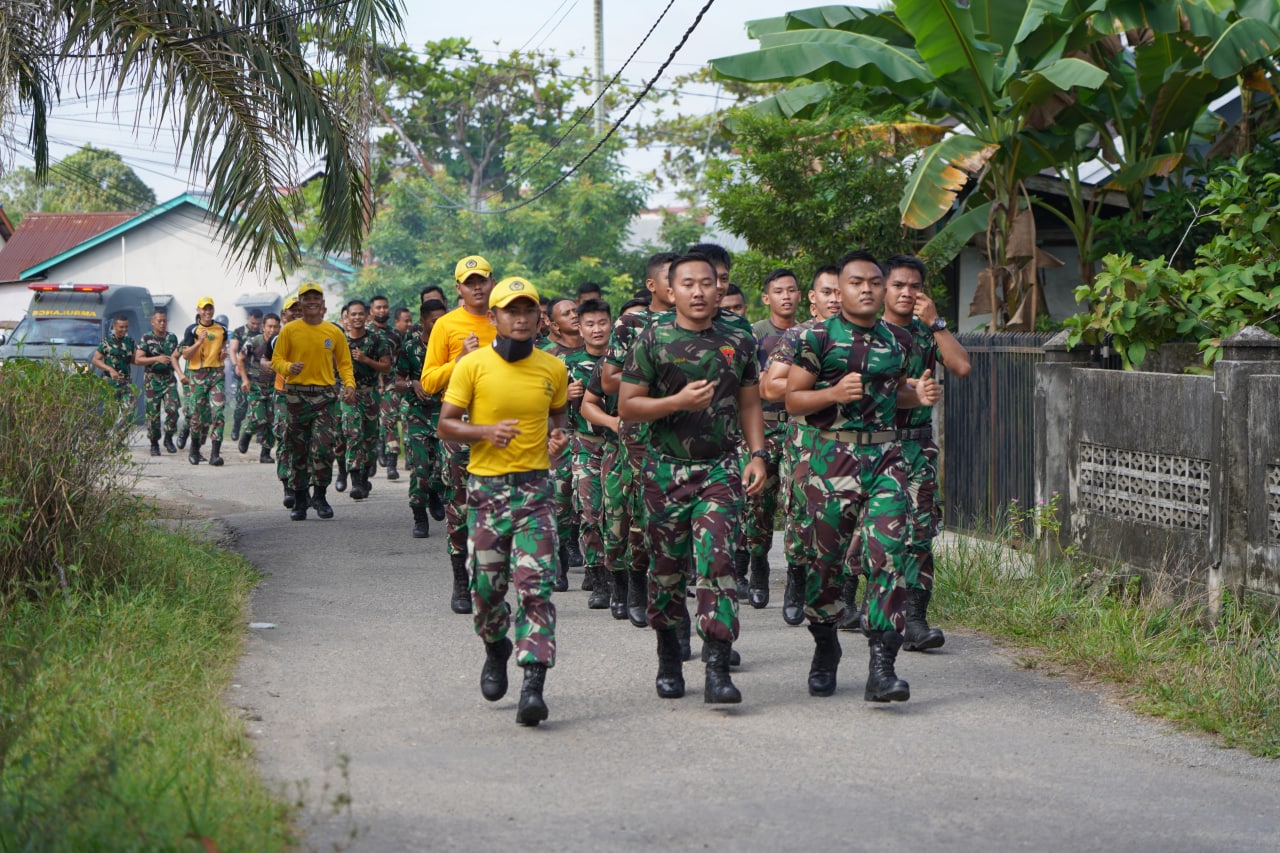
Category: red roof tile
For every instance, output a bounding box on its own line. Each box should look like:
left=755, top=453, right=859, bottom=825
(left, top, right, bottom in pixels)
left=0, top=211, right=138, bottom=282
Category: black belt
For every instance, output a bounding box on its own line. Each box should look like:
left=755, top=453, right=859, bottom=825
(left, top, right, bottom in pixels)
left=762, top=410, right=788, bottom=424
left=816, top=428, right=897, bottom=446
left=284, top=383, right=335, bottom=393
left=471, top=469, right=549, bottom=486
left=897, top=426, right=934, bottom=441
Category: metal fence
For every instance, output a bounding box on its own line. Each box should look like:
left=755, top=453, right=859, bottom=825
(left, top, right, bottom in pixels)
left=942, top=332, right=1056, bottom=534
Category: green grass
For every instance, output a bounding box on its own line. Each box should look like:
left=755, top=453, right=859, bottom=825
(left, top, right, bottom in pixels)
left=0, top=521, right=294, bottom=852
left=934, top=533, right=1280, bottom=757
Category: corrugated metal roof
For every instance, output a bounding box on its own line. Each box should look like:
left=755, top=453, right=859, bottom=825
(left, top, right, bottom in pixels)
left=0, top=211, right=138, bottom=282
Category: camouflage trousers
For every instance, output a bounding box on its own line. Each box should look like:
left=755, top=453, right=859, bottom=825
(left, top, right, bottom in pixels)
left=380, top=389, right=401, bottom=457
left=571, top=433, right=607, bottom=567
left=403, top=399, right=442, bottom=508
left=233, top=382, right=248, bottom=428
left=900, top=438, right=941, bottom=592
left=241, top=382, right=276, bottom=449
left=602, top=425, right=648, bottom=578
left=743, top=420, right=787, bottom=559
left=273, top=391, right=292, bottom=482
left=801, top=433, right=911, bottom=633
left=281, top=386, right=338, bottom=492
left=187, top=367, right=225, bottom=443
left=552, top=447, right=574, bottom=531
left=782, top=422, right=818, bottom=567
left=643, top=453, right=743, bottom=644
left=341, top=386, right=380, bottom=471
left=442, top=440, right=472, bottom=557
left=468, top=471, right=558, bottom=667
left=143, top=373, right=180, bottom=441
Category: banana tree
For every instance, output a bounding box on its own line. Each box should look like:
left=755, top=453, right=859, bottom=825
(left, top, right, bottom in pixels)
left=712, top=0, right=1129, bottom=330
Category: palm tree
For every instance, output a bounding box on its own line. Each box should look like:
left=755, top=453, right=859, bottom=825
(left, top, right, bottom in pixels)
left=0, top=0, right=403, bottom=270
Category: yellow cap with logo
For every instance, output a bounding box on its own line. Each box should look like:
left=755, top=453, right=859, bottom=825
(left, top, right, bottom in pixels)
left=454, top=255, right=492, bottom=283
left=489, top=276, right=540, bottom=310
left=196, top=296, right=214, bottom=308
left=282, top=295, right=299, bottom=310
left=297, top=281, right=323, bottom=297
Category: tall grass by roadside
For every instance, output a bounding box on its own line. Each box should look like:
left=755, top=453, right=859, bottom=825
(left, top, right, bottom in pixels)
left=933, top=507, right=1280, bottom=758
left=0, top=361, right=293, bottom=850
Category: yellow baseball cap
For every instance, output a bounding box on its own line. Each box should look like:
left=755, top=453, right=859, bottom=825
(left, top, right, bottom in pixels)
left=297, top=281, right=323, bottom=297
left=282, top=295, right=299, bottom=310
left=196, top=296, right=214, bottom=308
left=454, top=255, right=492, bottom=283
left=489, top=276, right=540, bottom=310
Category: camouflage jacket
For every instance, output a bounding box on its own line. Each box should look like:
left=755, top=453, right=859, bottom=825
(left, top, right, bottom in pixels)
left=765, top=317, right=823, bottom=370
left=563, top=348, right=606, bottom=437
left=138, top=332, right=177, bottom=377
left=892, top=317, right=937, bottom=430
left=623, top=314, right=758, bottom=460
left=96, top=334, right=134, bottom=378
left=753, top=318, right=794, bottom=416
left=604, top=307, right=653, bottom=370
left=394, top=332, right=440, bottom=416
left=243, top=333, right=274, bottom=386
left=584, top=359, right=618, bottom=438
left=793, top=315, right=906, bottom=433
left=346, top=330, right=391, bottom=388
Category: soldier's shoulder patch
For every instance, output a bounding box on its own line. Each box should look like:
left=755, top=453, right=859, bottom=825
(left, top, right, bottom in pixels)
left=719, top=344, right=735, bottom=365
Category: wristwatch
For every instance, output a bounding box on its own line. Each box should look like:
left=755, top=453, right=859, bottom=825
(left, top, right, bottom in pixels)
left=930, top=317, right=948, bottom=332
left=749, top=449, right=770, bottom=463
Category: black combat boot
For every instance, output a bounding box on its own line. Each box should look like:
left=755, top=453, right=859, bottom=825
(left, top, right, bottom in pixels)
left=163, top=432, right=177, bottom=454
left=655, top=628, right=685, bottom=698
left=149, top=439, right=161, bottom=456
left=580, top=544, right=595, bottom=591
left=733, top=549, right=750, bottom=597
left=865, top=630, right=910, bottom=703
left=677, top=618, right=692, bottom=662
left=609, top=569, right=628, bottom=620
left=311, top=485, right=334, bottom=519
left=587, top=566, right=610, bottom=609
left=553, top=542, right=570, bottom=592
left=289, top=487, right=308, bottom=521
left=385, top=452, right=399, bottom=481
left=701, top=641, right=741, bottom=667
left=349, top=468, right=368, bottom=500
left=902, top=587, right=945, bottom=651
left=782, top=564, right=806, bottom=626
left=412, top=505, right=430, bottom=539
left=748, top=553, right=770, bottom=609
left=450, top=553, right=472, bottom=614
left=231, top=413, right=244, bottom=442
left=176, top=425, right=189, bottom=449
left=363, top=464, right=375, bottom=492
left=837, top=574, right=863, bottom=631
left=188, top=438, right=202, bottom=465
left=427, top=489, right=446, bottom=521
left=282, top=485, right=295, bottom=509
left=335, top=457, right=348, bottom=492
left=237, top=430, right=252, bottom=454
left=627, top=570, right=648, bottom=628
left=565, top=523, right=584, bottom=568
left=480, top=637, right=513, bottom=701
left=515, top=664, right=549, bottom=726
left=703, top=640, right=742, bottom=704
left=208, top=439, right=224, bottom=466
left=259, top=445, right=274, bottom=464
left=807, top=622, right=842, bottom=697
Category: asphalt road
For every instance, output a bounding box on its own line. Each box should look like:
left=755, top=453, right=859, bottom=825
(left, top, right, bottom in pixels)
left=133, top=440, right=1280, bottom=852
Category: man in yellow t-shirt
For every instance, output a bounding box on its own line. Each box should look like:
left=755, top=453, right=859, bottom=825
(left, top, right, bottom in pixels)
left=179, top=296, right=230, bottom=466
left=421, top=254, right=497, bottom=614
left=439, top=276, right=568, bottom=728
left=271, top=281, right=356, bottom=521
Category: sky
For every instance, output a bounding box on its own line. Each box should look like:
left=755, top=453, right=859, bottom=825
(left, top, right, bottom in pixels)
left=14, top=0, right=811, bottom=209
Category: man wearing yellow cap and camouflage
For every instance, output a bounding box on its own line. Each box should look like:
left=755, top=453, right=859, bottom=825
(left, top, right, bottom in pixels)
left=267, top=296, right=302, bottom=505
left=271, top=282, right=357, bottom=520
left=180, top=296, right=230, bottom=466
left=420, top=255, right=498, bottom=614
left=439, top=275, right=569, bottom=727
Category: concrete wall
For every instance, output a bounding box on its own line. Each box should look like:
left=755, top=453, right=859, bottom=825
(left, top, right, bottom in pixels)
left=1037, top=327, right=1280, bottom=605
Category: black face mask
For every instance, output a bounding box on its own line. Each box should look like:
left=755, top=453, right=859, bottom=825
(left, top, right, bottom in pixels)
left=493, top=335, right=534, bottom=362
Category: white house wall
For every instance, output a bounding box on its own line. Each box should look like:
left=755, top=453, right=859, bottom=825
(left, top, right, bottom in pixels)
left=955, top=246, right=1086, bottom=333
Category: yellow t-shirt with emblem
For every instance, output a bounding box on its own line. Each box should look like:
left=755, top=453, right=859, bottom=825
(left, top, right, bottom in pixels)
left=270, top=319, right=355, bottom=388
left=443, top=345, right=568, bottom=477
left=185, top=321, right=227, bottom=370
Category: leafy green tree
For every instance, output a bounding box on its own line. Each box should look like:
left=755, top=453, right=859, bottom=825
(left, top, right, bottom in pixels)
left=0, top=145, right=156, bottom=224
left=0, top=0, right=403, bottom=268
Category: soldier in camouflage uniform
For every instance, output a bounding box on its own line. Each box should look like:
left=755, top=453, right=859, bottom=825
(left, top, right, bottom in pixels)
left=134, top=309, right=180, bottom=454
left=597, top=253, right=679, bottom=629
left=341, top=300, right=392, bottom=500
left=179, top=297, right=230, bottom=466
left=759, top=267, right=843, bottom=626
left=229, top=309, right=263, bottom=442
left=91, top=314, right=135, bottom=422
left=563, top=299, right=613, bottom=609
left=619, top=252, right=768, bottom=705
left=270, top=282, right=356, bottom=520
left=395, top=299, right=448, bottom=538
left=368, top=295, right=403, bottom=479
left=881, top=254, right=970, bottom=651
left=268, top=297, right=301, bottom=505
left=237, top=313, right=281, bottom=463
left=541, top=297, right=586, bottom=591
left=438, top=277, right=569, bottom=727
left=786, top=250, right=940, bottom=704
left=744, top=268, right=801, bottom=608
